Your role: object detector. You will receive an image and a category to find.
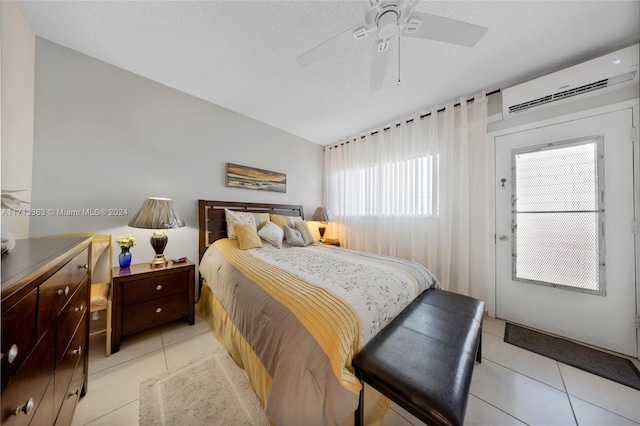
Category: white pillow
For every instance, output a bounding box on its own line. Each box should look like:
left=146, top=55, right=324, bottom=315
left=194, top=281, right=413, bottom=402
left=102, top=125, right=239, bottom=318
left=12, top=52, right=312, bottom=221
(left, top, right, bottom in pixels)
left=258, top=221, right=284, bottom=248
left=225, top=209, right=269, bottom=240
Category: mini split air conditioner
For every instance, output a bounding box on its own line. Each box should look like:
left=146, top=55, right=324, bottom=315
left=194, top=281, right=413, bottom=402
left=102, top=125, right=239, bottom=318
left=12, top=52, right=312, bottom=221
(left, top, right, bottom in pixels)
left=502, top=44, right=639, bottom=117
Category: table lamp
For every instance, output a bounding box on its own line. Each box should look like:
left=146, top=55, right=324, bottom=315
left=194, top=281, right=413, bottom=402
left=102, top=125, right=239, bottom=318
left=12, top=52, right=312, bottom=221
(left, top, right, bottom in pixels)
left=128, top=197, right=185, bottom=267
left=311, top=207, right=333, bottom=241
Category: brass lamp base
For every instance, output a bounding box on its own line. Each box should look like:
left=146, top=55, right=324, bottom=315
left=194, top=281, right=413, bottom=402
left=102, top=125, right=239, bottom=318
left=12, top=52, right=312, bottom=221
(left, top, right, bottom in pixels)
left=150, top=254, right=168, bottom=268
left=150, top=230, right=169, bottom=268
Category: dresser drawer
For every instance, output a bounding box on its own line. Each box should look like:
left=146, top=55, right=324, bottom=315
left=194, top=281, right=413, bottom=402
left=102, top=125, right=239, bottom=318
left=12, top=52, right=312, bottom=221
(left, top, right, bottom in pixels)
left=56, top=280, right=88, bottom=365
left=53, top=350, right=84, bottom=426
left=122, top=293, right=188, bottom=335
left=29, top=379, right=54, bottom=426
left=0, top=331, right=54, bottom=426
left=38, top=248, right=89, bottom=331
left=122, top=270, right=189, bottom=307
left=53, top=316, right=86, bottom=412
left=1, top=289, right=38, bottom=392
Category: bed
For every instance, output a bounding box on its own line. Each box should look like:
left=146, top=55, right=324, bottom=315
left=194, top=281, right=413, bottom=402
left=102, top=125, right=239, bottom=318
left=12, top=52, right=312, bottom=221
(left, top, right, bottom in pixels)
left=195, top=200, right=439, bottom=425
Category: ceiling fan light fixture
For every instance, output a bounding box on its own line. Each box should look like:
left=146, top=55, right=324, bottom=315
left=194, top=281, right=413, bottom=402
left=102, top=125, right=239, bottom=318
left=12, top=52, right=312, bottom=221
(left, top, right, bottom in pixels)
left=377, top=9, right=399, bottom=38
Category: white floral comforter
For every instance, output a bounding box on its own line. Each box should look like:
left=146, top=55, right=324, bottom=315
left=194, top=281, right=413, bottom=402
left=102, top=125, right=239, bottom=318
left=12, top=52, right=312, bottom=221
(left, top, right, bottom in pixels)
left=249, top=243, right=439, bottom=348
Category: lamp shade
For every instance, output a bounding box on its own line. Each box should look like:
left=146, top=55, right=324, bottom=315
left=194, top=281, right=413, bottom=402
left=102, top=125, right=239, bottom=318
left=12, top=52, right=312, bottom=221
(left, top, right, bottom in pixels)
left=311, top=207, right=333, bottom=223
left=128, top=197, right=185, bottom=229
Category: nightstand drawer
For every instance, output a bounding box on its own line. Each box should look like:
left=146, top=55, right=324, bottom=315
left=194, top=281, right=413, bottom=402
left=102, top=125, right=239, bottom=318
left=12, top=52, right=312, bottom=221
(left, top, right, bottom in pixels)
left=122, top=293, right=188, bottom=335
left=122, top=271, right=189, bottom=307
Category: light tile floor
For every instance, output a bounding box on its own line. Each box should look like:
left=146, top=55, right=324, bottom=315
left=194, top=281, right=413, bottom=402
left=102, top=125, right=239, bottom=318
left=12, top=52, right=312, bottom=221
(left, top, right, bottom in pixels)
left=73, top=315, right=640, bottom=426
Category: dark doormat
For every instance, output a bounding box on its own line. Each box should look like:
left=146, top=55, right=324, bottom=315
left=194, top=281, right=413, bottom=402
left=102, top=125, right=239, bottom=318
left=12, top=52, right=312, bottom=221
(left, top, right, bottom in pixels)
left=504, top=323, right=640, bottom=391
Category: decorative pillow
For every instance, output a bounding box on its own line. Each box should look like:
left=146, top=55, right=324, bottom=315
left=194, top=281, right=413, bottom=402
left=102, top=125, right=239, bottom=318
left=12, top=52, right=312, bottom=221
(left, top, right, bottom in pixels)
left=294, top=221, right=317, bottom=245
left=258, top=221, right=284, bottom=248
left=283, top=226, right=306, bottom=247
left=225, top=209, right=269, bottom=240
left=269, top=214, right=304, bottom=229
left=234, top=224, right=263, bottom=250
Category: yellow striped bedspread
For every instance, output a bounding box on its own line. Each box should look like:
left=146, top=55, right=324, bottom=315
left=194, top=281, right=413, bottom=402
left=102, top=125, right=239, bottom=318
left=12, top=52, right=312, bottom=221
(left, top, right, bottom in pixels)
left=198, top=239, right=438, bottom=425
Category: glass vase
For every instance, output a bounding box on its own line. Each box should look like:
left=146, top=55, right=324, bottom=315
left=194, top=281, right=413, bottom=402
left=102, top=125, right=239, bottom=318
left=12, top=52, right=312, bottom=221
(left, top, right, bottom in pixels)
left=119, top=247, right=132, bottom=268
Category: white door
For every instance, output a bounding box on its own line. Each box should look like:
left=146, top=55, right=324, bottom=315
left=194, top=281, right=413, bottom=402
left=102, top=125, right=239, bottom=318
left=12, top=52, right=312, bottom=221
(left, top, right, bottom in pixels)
left=495, top=109, right=637, bottom=357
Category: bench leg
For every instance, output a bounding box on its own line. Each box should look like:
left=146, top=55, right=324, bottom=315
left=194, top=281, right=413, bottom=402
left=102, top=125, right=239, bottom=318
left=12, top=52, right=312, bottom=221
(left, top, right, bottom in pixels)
left=354, top=371, right=364, bottom=426
left=476, top=329, right=482, bottom=363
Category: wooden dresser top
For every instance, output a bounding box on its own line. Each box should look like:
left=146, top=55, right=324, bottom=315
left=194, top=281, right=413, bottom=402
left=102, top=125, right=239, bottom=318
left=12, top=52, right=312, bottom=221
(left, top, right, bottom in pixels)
left=1, top=237, right=91, bottom=302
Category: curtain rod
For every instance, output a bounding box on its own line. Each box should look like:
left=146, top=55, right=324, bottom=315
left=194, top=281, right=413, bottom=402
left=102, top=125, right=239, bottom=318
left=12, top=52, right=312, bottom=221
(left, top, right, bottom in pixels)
left=328, top=89, right=500, bottom=150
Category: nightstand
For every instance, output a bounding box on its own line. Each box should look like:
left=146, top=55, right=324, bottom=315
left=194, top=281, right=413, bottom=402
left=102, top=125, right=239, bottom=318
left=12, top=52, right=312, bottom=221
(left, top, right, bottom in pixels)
left=322, top=241, right=341, bottom=247
left=111, top=260, right=195, bottom=353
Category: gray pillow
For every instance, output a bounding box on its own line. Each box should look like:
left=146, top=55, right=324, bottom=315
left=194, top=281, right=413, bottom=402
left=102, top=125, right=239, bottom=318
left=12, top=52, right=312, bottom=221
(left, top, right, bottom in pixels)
left=283, top=225, right=306, bottom=247
left=294, top=221, right=317, bottom=245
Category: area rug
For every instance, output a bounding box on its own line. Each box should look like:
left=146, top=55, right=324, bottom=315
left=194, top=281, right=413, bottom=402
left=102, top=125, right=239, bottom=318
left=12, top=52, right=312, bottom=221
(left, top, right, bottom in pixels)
left=504, top=322, right=640, bottom=391
left=139, top=353, right=270, bottom=426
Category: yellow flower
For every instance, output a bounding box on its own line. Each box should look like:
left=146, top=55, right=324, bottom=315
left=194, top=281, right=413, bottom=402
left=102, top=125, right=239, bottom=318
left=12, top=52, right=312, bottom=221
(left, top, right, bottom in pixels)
left=116, top=233, right=136, bottom=248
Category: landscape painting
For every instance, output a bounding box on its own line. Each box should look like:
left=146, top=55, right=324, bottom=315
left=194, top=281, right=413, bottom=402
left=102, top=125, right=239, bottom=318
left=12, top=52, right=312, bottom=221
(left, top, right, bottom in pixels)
left=226, top=163, right=286, bottom=193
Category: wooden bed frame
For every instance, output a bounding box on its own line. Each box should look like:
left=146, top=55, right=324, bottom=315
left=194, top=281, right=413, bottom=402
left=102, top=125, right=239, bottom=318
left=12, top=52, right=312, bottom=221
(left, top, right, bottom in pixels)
left=198, top=200, right=304, bottom=261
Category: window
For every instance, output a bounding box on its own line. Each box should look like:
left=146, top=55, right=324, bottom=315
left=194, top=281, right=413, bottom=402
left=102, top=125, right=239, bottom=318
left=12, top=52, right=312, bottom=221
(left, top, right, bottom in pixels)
left=512, top=136, right=604, bottom=294
left=347, top=155, right=440, bottom=216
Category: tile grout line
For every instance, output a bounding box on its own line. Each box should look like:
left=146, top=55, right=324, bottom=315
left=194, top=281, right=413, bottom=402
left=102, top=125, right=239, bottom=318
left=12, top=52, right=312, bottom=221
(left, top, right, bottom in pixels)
left=556, top=361, right=579, bottom=425
left=568, top=394, right=640, bottom=425
left=558, top=359, right=640, bottom=425
left=481, top=351, right=566, bottom=393
left=159, top=326, right=169, bottom=371
left=81, top=399, right=139, bottom=426
left=87, top=346, right=165, bottom=377
left=467, top=388, right=528, bottom=426
left=387, top=405, right=420, bottom=426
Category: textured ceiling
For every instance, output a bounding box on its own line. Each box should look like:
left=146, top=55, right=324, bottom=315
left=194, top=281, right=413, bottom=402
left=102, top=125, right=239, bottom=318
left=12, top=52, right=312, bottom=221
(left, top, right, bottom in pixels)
left=16, top=0, right=640, bottom=145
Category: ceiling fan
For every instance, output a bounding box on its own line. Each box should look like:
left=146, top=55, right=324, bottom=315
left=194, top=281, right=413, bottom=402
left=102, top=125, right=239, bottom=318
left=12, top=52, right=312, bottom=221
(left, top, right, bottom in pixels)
left=296, top=0, right=488, bottom=92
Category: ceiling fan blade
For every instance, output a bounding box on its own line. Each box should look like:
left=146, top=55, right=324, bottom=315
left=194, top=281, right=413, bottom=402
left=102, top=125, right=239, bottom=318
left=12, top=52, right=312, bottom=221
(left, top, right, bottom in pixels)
left=370, top=38, right=392, bottom=92
left=296, top=23, right=368, bottom=67
left=402, top=11, right=488, bottom=47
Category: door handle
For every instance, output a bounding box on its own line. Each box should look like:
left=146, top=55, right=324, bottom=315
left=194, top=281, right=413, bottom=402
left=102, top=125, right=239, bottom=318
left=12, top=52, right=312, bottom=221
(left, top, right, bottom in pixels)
left=498, top=235, right=509, bottom=241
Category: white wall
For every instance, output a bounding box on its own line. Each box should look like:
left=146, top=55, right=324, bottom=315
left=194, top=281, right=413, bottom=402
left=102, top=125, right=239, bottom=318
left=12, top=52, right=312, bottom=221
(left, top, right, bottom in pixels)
left=1, top=0, right=35, bottom=238
left=30, top=38, right=323, bottom=267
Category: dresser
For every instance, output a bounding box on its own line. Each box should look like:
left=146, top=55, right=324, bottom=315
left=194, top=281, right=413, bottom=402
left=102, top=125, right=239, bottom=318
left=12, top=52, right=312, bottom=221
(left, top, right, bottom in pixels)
left=1, top=237, right=91, bottom=426
left=111, top=260, right=195, bottom=354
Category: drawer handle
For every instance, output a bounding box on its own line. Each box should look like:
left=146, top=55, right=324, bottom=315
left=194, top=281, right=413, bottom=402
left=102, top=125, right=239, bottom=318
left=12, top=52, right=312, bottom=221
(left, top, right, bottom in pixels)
left=155, top=284, right=163, bottom=291
left=155, top=307, right=162, bottom=314
left=75, top=304, right=85, bottom=313
left=79, top=264, right=88, bottom=270
left=15, top=397, right=34, bottom=416
left=70, top=346, right=82, bottom=356
left=57, top=286, right=70, bottom=296
left=1, top=344, right=19, bottom=363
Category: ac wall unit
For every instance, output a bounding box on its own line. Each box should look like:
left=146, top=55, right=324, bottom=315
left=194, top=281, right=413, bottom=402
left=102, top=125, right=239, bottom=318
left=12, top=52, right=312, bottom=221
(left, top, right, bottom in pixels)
left=502, top=44, right=639, bottom=117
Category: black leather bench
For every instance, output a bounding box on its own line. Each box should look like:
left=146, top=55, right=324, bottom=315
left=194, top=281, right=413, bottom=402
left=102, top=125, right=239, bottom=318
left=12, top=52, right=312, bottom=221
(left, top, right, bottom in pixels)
left=353, top=288, right=485, bottom=426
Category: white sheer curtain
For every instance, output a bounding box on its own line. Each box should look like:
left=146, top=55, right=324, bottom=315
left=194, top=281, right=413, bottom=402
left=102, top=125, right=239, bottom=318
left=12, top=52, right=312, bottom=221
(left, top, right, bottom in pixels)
left=324, top=92, right=490, bottom=299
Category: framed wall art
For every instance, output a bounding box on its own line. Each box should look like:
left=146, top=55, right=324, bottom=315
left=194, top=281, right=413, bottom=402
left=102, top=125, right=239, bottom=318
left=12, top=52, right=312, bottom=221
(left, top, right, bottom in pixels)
left=226, top=163, right=286, bottom=193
